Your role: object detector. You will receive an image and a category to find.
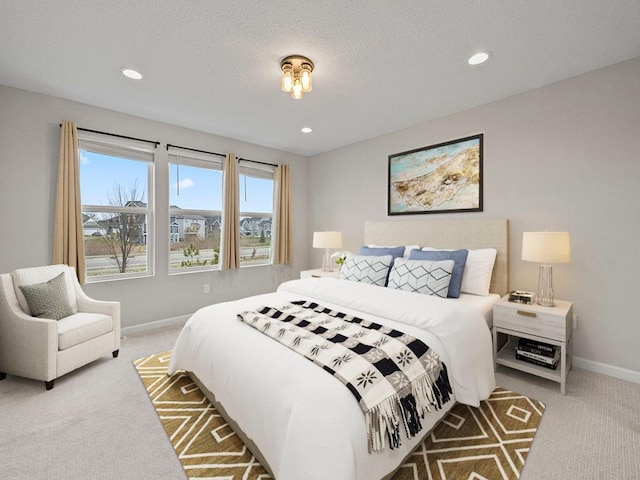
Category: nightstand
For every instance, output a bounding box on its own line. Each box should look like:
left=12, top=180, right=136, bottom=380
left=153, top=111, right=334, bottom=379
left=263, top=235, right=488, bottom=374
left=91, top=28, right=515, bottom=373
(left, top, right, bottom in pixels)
left=493, top=297, right=573, bottom=394
left=300, top=268, right=340, bottom=279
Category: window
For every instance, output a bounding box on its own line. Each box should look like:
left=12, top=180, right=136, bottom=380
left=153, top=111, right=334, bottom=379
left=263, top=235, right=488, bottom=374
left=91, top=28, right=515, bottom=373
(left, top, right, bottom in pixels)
left=238, top=161, right=275, bottom=266
left=168, top=147, right=223, bottom=272
left=79, top=133, right=154, bottom=281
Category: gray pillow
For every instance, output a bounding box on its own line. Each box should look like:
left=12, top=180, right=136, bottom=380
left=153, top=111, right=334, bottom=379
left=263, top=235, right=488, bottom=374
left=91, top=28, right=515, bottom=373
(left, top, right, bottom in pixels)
left=387, top=258, right=454, bottom=297
left=18, top=272, right=74, bottom=320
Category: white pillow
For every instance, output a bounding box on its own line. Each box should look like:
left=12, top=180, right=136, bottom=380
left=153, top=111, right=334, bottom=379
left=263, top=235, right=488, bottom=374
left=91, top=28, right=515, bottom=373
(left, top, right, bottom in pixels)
left=368, top=244, right=420, bottom=259
left=387, top=258, right=454, bottom=297
left=340, top=254, right=393, bottom=286
left=422, top=247, right=497, bottom=296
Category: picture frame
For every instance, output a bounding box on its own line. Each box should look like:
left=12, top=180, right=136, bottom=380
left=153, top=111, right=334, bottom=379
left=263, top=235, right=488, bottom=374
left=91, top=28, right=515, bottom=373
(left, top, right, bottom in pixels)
left=388, top=134, right=483, bottom=215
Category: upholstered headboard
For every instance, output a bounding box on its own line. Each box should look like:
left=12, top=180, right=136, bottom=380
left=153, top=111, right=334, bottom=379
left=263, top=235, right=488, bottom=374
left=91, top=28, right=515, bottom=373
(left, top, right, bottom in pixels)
left=364, top=219, right=509, bottom=296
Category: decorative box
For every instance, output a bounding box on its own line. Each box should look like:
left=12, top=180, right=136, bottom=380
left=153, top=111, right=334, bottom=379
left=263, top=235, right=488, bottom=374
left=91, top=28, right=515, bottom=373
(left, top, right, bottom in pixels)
left=508, top=290, right=536, bottom=305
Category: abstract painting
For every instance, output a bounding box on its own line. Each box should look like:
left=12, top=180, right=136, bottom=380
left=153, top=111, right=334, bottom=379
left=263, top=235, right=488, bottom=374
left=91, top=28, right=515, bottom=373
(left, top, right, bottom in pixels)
left=388, top=134, right=483, bottom=215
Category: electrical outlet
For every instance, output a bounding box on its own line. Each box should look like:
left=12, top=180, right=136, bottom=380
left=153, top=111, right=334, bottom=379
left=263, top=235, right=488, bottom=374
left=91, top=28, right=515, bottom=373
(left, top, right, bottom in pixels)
left=203, top=283, right=210, bottom=294
left=573, top=314, right=578, bottom=330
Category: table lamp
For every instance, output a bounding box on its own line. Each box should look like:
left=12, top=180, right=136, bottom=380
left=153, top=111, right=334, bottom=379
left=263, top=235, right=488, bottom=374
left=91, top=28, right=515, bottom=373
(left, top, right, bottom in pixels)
left=522, top=232, right=571, bottom=307
left=313, top=231, right=343, bottom=272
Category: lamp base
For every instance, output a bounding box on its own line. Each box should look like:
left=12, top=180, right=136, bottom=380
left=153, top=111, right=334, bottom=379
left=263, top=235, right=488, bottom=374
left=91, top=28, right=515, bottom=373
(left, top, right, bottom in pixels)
left=536, top=264, right=555, bottom=307
left=322, top=248, right=333, bottom=272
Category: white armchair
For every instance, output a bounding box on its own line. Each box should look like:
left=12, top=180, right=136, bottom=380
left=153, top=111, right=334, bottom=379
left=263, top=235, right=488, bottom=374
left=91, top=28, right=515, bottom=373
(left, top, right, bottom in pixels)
left=0, top=265, right=120, bottom=390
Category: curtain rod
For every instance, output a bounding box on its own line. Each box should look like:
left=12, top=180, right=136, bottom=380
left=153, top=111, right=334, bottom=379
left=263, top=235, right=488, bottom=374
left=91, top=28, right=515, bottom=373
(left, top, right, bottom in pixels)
left=166, top=145, right=276, bottom=167
left=62, top=124, right=276, bottom=165
left=166, top=143, right=225, bottom=158
left=239, top=157, right=278, bottom=168
left=61, top=124, right=160, bottom=148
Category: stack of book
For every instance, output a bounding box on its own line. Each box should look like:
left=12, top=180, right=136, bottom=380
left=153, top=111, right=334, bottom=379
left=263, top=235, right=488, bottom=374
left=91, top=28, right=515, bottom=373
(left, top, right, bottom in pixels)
left=516, top=338, right=560, bottom=370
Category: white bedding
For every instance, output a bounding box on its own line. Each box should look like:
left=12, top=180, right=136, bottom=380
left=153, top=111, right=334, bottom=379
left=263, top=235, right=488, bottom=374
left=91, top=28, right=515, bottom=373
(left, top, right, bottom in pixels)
left=456, top=292, right=501, bottom=328
left=168, top=278, right=496, bottom=480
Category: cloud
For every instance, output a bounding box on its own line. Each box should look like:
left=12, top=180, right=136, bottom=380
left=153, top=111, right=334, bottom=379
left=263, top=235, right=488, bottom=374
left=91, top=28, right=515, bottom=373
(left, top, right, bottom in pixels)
left=178, top=178, right=194, bottom=189
left=80, top=153, right=90, bottom=165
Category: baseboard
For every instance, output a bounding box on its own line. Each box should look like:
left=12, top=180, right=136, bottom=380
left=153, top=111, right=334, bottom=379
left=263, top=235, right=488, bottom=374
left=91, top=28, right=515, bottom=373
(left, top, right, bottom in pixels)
left=573, top=356, right=640, bottom=385
left=121, top=314, right=190, bottom=337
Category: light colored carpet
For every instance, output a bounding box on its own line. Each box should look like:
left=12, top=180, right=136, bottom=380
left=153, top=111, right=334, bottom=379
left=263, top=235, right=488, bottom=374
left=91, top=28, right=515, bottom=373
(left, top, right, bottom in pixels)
left=494, top=363, right=640, bottom=480
left=1, top=325, right=639, bottom=480
left=135, top=350, right=545, bottom=480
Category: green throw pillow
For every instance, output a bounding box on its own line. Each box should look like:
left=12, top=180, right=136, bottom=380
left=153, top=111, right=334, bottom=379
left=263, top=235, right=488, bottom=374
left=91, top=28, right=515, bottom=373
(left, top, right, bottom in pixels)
left=19, top=272, right=74, bottom=320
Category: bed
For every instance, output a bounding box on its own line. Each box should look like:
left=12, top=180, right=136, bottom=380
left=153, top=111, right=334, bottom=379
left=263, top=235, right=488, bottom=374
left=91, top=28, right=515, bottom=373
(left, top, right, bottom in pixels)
left=168, top=218, right=509, bottom=480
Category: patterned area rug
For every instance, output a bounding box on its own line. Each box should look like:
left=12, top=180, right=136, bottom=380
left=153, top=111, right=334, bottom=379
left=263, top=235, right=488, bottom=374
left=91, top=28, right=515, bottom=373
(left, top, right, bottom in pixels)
left=135, top=351, right=545, bottom=480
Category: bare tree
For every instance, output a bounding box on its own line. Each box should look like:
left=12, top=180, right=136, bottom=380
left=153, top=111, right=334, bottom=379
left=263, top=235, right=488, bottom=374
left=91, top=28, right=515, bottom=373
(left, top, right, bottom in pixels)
left=99, top=181, right=146, bottom=273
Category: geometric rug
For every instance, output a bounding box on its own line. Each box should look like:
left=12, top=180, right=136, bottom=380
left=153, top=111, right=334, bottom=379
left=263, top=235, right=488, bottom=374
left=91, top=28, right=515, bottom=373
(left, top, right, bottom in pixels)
left=135, top=351, right=545, bottom=480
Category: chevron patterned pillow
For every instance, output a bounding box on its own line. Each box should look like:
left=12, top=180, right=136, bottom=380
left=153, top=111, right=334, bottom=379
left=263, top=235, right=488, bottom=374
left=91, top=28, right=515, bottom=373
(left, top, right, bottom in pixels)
left=18, top=272, right=74, bottom=320
left=339, top=254, right=393, bottom=286
left=387, top=258, right=454, bottom=297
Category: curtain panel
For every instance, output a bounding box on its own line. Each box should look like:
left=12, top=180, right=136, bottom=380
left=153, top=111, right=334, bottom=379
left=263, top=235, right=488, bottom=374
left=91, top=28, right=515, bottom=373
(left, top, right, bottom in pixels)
left=221, top=153, right=240, bottom=269
left=52, top=121, right=86, bottom=283
left=273, top=164, right=293, bottom=264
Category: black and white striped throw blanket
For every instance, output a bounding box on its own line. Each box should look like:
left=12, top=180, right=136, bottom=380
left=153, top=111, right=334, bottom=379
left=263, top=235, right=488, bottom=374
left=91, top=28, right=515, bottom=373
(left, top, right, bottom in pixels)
left=237, top=300, right=452, bottom=452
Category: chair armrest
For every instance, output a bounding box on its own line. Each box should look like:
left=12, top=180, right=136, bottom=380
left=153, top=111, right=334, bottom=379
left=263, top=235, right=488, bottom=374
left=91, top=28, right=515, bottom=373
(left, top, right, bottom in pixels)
left=76, top=294, right=119, bottom=317
left=72, top=279, right=121, bottom=347
left=0, top=275, right=57, bottom=380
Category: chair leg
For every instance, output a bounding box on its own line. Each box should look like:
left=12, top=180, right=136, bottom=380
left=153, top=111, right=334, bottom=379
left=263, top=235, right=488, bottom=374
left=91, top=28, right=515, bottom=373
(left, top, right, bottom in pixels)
left=112, top=350, right=119, bottom=358
left=45, top=380, right=55, bottom=390
left=0, top=372, right=6, bottom=381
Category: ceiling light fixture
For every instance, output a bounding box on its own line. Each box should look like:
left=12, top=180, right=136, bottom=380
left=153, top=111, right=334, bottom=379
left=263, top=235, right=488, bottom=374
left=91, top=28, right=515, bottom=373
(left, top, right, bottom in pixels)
left=301, top=127, right=312, bottom=133
left=121, top=68, right=143, bottom=80
left=281, top=55, right=313, bottom=100
left=468, top=52, right=490, bottom=66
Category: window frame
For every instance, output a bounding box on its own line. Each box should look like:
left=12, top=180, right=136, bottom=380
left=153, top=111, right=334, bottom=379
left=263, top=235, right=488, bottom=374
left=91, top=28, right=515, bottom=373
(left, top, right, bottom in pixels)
left=168, top=147, right=224, bottom=274
left=78, top=132, right=155, bottom=282
left=238, top=160, right=276, bottom=268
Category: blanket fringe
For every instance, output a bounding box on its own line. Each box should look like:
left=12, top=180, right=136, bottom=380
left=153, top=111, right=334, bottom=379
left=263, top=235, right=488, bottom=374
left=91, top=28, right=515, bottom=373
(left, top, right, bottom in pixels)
left=366, top=363, right=452, bottom=452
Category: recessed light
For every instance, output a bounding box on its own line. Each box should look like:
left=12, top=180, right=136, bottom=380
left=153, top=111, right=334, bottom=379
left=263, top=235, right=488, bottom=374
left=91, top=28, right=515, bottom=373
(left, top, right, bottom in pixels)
left=121, top=68, right=143, bottom=80
left=468, top=52, right=490, bottom=66
left=301, top=127, right=312, bottom=133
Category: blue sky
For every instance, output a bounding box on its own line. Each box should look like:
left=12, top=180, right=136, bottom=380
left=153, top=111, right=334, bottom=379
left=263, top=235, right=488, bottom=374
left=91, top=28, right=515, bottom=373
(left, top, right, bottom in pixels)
left=79, top=151, right=147, bottom=205
left=80, top=150, right=274, bottom=213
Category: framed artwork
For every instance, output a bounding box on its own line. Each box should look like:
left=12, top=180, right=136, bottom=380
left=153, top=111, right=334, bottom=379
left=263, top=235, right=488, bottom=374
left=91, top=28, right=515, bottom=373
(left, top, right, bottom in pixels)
left=388, top=134, right=483, bottom=215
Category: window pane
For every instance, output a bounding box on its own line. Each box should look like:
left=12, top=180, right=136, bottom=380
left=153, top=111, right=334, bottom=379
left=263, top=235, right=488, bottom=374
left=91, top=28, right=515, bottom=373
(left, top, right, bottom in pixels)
left=239, top=175, right=273, bottom=213
left=239, top=174, right=274, bottom=266
left=80, top=151, right=148, bottom=205
left=169, top=163, right=222, bottom=210
left=79, top=142, right=152, bottom=281
left=169, top=161, right=222, bottom=271
left=239, top=213, right=272, bottom=266
left=83, top=212, right=148, bottom=277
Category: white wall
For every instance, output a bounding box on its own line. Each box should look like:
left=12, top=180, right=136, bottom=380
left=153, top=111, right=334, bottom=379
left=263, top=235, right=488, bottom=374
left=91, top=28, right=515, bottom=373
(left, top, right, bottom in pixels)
left=2, top=58, right=639, bottom=379
left=308, top=58, right=640, bottom=377
left=0, top=86, right=309, bottom=328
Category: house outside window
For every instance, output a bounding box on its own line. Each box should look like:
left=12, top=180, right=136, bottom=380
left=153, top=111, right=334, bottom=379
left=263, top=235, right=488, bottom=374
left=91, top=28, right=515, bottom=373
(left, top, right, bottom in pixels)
left=238, top=161, right=275, bottom=267
left=78, top=132, right=155, bottom=281
left=168, top=147, right=223, bottom=272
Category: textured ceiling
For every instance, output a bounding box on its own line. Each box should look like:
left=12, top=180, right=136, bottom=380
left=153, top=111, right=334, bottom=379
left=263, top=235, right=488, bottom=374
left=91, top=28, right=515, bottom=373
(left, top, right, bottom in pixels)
left=1, top=1, right=639, bottom=156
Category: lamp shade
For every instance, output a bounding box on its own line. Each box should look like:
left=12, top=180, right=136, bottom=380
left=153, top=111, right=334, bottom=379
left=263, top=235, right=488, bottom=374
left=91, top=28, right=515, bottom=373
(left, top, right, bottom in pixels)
left=313, top=231, right=342, bottom=249
left=522, top=232, right=571, bottom=264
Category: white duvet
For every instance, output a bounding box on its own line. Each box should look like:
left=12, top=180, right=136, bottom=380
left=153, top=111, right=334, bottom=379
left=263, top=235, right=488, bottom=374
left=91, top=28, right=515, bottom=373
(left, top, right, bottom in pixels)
left=168, top=278, right=496, bottom=480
